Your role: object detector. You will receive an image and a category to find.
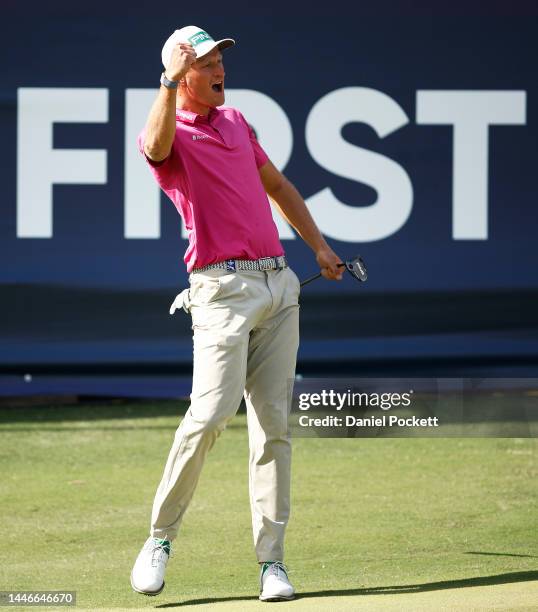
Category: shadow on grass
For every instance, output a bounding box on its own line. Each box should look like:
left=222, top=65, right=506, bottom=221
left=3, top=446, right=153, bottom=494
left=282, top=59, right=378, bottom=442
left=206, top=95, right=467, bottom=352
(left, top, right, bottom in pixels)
left=466, top=551, right=538, bottom=559
left=0, top=399, right=252, bottom=426
left=0, top=400, right=189, bottom=424
left=0, top=423, right=249, bottom=432
left=156, top=570, right=538, bottom=607
left=0, top=425, right=181, bottom=432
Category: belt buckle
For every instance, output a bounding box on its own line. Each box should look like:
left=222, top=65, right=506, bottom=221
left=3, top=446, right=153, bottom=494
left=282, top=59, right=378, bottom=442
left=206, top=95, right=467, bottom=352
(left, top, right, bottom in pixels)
left=258, top=257, right=275, bottom=271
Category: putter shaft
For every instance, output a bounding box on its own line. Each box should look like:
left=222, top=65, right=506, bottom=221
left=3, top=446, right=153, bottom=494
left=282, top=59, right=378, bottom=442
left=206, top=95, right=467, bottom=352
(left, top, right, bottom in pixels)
left=300, top=263, right=346, bottom=287
left=300, top=272, right=322, bottom=287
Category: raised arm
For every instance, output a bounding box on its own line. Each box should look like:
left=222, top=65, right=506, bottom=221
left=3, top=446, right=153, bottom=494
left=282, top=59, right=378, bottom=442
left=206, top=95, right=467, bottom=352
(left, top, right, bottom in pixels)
left=143, top=43, right=197, bottom=162
left=259, top=160, right=343, bottom=281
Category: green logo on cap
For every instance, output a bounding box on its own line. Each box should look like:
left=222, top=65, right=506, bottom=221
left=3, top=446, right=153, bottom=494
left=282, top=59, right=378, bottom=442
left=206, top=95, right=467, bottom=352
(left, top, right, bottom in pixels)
left=188, top=30, right=213, bottom=47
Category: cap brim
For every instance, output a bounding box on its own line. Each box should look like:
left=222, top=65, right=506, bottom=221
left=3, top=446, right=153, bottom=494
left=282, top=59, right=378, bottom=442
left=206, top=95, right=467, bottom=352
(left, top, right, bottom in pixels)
left=195, top=38, right=235, bottom=59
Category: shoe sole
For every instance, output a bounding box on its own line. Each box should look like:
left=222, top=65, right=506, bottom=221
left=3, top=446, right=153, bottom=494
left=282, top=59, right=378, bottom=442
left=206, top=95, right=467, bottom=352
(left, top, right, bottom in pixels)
left=259, top=594, right=295, bottom=602
left=130, top=571, right=165, bottom=596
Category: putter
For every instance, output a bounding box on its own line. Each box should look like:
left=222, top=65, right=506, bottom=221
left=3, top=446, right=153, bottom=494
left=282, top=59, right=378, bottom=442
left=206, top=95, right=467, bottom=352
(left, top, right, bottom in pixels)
left=300, top=254, right=368, bottom=287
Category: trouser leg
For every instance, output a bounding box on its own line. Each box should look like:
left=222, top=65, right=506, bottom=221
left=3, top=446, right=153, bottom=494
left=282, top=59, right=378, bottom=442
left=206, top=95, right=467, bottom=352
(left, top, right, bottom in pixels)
left=244, top=268, right=300, bottom=562
left=150, top=321, right=250, bottom=541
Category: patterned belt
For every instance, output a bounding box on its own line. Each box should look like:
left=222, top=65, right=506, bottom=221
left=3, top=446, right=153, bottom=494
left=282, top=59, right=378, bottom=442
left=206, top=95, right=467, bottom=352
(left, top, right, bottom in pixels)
left=192, top=256, right=288, bottom=274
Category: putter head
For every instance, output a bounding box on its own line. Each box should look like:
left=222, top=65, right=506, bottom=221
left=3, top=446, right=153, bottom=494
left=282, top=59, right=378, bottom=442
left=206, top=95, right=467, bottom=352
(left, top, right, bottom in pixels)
left=345, top=256, right=368, bottom=282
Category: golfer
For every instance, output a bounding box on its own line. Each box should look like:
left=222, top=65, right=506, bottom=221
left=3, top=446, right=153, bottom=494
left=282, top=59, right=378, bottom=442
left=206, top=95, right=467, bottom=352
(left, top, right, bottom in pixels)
left=130, top=25, right=343, bottom=601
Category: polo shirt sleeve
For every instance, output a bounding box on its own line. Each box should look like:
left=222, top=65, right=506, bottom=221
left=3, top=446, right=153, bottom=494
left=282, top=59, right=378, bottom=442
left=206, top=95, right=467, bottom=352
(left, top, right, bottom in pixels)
left=236, top=111, right=269, bottom=169
left=137, top=129, right=178, bottom=190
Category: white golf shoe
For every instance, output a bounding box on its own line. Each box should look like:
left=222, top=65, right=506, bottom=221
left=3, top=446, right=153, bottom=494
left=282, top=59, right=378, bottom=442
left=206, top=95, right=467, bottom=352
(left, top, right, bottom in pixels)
left=130, top=537, right=171, bottom=596
left=259, top=561, right=295, bottom=601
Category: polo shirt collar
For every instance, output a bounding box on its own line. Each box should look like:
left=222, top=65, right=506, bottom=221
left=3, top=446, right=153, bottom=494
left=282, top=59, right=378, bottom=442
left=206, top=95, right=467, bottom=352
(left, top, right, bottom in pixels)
left=176, top=107, right=220, bottom=124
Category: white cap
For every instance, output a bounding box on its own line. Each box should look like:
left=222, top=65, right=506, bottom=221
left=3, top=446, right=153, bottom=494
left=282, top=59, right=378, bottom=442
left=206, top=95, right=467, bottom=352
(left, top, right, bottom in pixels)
left=161, top=26, right=235, bottom=68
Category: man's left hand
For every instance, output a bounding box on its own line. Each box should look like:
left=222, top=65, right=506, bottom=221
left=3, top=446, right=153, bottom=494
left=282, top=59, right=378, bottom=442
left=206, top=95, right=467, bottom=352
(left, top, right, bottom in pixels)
left=316, top=247, right=344, bottom=281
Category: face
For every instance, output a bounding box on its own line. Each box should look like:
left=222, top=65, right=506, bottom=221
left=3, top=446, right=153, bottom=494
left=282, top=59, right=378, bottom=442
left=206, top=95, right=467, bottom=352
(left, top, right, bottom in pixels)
left=181, top=47, right=225, bottom=113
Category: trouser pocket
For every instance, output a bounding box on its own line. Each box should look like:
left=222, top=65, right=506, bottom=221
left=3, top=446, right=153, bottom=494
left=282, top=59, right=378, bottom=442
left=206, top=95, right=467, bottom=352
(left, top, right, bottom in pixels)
left=189, top=275, right=222, bottom=307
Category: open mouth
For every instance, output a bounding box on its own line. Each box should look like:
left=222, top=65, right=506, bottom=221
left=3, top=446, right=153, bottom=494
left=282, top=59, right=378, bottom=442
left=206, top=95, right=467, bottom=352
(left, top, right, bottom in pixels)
left=212, top=82, right=223, bottom=92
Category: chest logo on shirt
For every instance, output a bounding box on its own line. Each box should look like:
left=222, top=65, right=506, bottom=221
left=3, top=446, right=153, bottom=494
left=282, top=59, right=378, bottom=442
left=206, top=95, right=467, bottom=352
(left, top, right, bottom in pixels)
left=192, top=134, right=210, bottom=141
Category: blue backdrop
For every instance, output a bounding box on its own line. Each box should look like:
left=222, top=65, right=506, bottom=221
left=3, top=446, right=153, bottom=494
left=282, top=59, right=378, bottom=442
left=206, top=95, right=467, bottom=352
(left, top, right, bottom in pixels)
left=1, top=2, right=537, bottom=377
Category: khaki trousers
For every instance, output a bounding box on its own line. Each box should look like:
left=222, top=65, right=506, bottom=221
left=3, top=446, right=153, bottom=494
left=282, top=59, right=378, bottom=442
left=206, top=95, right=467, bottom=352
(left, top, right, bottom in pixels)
left=150, top=266, right=300, bottom=562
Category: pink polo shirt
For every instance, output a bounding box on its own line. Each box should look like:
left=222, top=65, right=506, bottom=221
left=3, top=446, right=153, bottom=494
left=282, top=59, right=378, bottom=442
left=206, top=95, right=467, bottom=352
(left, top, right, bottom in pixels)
left=138, top=105, right=285, bottom=272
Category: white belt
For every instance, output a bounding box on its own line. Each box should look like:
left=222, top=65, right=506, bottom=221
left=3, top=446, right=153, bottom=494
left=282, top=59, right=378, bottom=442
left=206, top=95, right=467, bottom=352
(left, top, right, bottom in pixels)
left=192, top=256, right=288, bottom=274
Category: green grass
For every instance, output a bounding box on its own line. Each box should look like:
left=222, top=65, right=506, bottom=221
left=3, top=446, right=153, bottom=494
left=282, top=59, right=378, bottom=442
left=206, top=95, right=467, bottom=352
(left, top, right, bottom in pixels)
left=0, top=400, right=537, bottom=611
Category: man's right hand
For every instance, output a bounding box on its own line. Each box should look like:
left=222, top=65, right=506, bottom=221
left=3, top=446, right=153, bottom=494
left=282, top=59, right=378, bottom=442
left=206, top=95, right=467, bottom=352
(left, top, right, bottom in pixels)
left=165, top=42, right=197, bottom=82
